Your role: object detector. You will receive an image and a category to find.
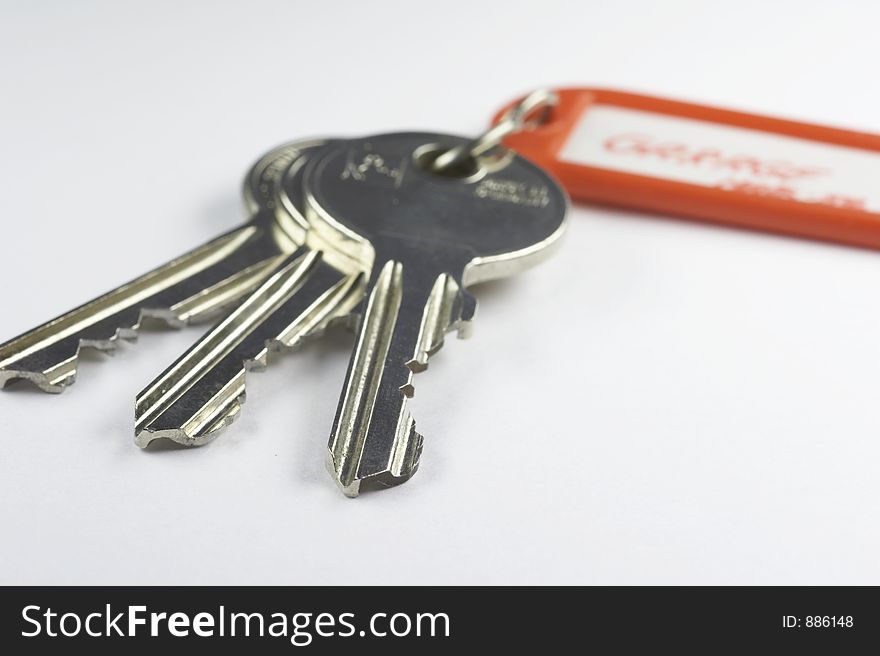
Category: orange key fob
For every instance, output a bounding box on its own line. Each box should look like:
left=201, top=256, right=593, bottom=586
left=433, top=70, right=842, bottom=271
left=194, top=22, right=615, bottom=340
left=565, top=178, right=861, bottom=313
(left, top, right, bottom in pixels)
left=494, top=88, right=880, bottom=250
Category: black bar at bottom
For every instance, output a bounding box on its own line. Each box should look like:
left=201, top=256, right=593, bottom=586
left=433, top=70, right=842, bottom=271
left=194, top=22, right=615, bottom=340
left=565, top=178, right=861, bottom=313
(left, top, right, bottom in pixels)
left=0, top=586, right=876, bottom=652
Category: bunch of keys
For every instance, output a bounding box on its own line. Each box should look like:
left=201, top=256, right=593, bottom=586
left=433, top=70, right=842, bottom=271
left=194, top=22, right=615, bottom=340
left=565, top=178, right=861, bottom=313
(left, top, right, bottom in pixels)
left=5, top=85, right=877, bottom=496
left=0, top=96, right=568, bottom=497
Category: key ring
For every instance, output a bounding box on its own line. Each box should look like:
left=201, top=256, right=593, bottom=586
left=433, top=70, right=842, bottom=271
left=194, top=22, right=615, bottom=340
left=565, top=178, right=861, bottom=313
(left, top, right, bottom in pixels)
left=430, top=88, right=558, bottom=173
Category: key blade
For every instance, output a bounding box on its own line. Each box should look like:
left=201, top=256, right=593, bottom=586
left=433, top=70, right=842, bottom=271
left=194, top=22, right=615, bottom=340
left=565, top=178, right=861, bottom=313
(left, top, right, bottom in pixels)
left=0, top=140, right=321, bottom=393
left=0, top=226, right=286, bottom=393
left=327, top=260, right=474, bottom=497
left=134, top=251, right=363, bottom=447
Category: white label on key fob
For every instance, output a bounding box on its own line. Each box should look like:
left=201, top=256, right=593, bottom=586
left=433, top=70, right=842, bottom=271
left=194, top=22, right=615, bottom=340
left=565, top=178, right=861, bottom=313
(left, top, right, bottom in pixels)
left=559, top=105, right=880, bottom=212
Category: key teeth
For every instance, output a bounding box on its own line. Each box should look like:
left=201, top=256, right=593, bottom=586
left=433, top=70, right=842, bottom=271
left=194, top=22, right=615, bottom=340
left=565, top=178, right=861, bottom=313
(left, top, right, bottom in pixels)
left=135, top=266, right=363, bottom=450
left=134, top=324, right=337, bottom=449
left=0, top=306, right=191, bottom=395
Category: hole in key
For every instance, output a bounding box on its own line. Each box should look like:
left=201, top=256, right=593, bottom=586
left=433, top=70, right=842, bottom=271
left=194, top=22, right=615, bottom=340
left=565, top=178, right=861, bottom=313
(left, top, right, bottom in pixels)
left=413, top=144, right=482, bottom=180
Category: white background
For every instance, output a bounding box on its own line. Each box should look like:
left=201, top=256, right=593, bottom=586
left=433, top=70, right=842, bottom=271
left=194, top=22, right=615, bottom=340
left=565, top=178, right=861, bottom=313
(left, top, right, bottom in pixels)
left=1, top=0, right=879, bottom=585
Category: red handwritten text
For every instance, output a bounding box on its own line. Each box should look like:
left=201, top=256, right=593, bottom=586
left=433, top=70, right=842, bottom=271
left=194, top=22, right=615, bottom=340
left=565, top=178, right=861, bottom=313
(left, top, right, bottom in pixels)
left=603, top=133, right=827, bottom=182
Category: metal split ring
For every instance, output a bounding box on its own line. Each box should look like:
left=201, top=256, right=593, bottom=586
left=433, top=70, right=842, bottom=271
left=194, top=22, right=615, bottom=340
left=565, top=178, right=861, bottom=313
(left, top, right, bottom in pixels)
left=430, top=88, right=558, bottom=174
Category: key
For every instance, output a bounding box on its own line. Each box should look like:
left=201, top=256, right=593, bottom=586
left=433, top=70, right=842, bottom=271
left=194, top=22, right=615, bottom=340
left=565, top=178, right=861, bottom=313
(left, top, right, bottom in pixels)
left=304, top=132, right=568, bottom=496
left=0, top=141, right=313, bottom=393
left=134, top=140, right=364, bottom=447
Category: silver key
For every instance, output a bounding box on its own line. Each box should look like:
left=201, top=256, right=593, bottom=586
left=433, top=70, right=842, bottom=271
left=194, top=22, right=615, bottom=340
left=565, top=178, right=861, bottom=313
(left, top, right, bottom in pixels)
left=0, top=142, right=309, bottom=393
left=135, top=140, right=363, bottom=447
left=304, top=132, right=568, bottom=496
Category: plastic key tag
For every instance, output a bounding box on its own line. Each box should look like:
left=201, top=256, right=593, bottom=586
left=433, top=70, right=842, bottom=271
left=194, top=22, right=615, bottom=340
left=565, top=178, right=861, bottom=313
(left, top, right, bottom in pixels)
left=494, top=88, right=880, bottom=250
